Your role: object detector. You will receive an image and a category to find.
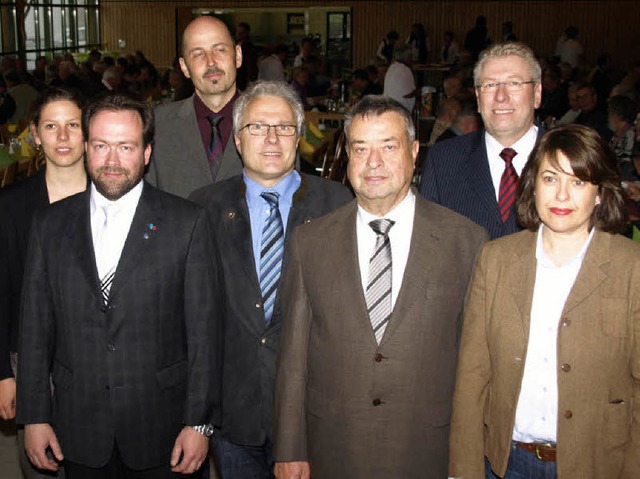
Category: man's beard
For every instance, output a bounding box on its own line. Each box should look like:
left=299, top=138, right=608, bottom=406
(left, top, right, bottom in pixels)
left=90, top=164, right=144, bottom=201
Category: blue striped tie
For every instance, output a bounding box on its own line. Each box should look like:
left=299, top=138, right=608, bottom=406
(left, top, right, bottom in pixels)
left=259, top=191, right=284, bottom=324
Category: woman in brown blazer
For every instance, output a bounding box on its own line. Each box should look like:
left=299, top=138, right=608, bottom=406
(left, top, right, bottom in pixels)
left=449, top=124, right=640, bottom=479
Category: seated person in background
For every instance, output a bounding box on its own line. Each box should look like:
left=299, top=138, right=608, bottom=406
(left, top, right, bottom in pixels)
left=440, top=31, right=460, bottom=64
left=608, top=94, right=638, bottom=180
left=367, top=64, right=385, bottom=90
left=443, top=75, right=463, bottom=98
left=429, top=97, right=461, bottom=145
left=588, top=53, right=614, bottom=110
left=537, top=64, right=569, bottom=124
left=383, top=44, right=416, bottom=112
left=304, top=56, right=330, bottom=98
left=556, top=84, right=581, bottom=125
left=258, top=44, right=288, bottom=83
left=290, top=66, right=310, bottom=110
left=352, top=68, right=383, bottom=98
left=574, top=83, right=612, bottom=141
left=436, top=99, right=483, bottom=143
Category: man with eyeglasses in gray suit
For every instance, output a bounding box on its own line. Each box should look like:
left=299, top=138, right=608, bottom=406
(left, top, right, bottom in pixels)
left=189, top=81, right=352, bottom=479
left=420, top=42, right=544, bottom=239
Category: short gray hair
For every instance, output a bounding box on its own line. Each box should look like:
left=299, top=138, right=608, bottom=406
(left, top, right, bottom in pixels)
left=232, top=81, right=305, bottom=135
left=473, top=42, right=541, bottom=85
left=344, top=95, right=415, bottom=144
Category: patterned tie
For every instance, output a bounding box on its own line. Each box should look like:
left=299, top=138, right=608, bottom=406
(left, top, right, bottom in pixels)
left=498, top=147, right=518, bottom=223
left=259, top=192, right=285, bottom=324
left=98, top=205, right=120, bottom=310
left=366, top=219, right=395, bottom=344
left=207, top=114, right=223, bottom=178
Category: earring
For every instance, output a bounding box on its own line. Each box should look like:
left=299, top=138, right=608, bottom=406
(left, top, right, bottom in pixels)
left=595, top=198, right=601, bottom=206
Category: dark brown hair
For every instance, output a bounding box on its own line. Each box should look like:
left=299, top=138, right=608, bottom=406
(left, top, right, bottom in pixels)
left=516, top=124, right=627, bottom=233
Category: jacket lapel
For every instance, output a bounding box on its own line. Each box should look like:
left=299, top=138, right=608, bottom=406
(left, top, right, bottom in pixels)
left=462, top=133, right=502, bottom=225
left=563, top=230, right=608, bottom=314
left=224, top=178, right=259, bottom=286
left=177, top=96, right=213, bottom=183
left=508, top=231, right=538, bottom=343
left=65, top=191, right=101, bottom=294
left=108, top=184, right=163, bottom=299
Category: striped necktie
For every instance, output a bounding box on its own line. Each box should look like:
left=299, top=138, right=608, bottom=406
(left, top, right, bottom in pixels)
left=259, top=191, right=284, bottom=324
left=498, top=147, right=518, bottom=223
left=366, top=219, right=395, bottom=344
left=98, top=205, right=120, bottom=310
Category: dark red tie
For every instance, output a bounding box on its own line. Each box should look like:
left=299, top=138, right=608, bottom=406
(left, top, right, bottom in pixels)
left=498, top=148, right=518, bottom=223
left=207, top=114, right=223, bottom=178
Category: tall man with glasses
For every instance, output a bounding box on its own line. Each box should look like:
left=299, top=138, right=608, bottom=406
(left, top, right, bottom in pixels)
left=189, top=81, right=352, bottom=479
left=420, top=42, right=543, bottom=239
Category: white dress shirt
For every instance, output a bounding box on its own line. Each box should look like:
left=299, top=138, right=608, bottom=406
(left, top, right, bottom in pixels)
left=90, top=181, right=143, bottom=279
left=512, top=225, right=594, bottom=443
left=485, top=125, right=538, bottom=202
left=356, top=190, right=415, bottom=310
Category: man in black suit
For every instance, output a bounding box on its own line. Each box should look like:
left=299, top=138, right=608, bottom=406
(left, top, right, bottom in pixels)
left=146, top=16, right=244, bottom=198
left=17, top=94, right=221, bottom=478
left=189, top=81, right=352, bottom=479
left=420, top=42, right=542, bottom=239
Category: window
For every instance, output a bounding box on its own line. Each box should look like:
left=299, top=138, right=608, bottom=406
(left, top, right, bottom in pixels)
left=0, top=0, right=100, bottom=69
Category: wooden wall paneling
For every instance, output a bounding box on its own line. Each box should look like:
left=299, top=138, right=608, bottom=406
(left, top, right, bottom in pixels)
left=100, top=1, right=640, bottom=74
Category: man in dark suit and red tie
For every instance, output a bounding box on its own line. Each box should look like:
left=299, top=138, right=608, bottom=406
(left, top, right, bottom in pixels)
left=272, top=96, right=487, bottom=479
left=17, top=94, right=221, bottom=478
left=420, top=42, right=543, bottom=239
left=189, top=81, right=352, bottom=479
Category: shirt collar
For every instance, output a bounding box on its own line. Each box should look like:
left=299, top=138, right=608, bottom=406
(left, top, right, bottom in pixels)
left=90, top=180, right=144, bottom=216
left=243, top=169, right=301, bottom=209
left=357, top=189, right=415, bottom=225
left=193, top=90, right=238, bottom=119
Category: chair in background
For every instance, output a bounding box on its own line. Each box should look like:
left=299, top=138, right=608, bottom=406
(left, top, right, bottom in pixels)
left=1, top=161, right=18, bottom=188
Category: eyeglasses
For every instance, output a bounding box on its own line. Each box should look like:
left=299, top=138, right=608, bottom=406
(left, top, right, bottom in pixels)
left=240, top=123, right=298, bottom=137
left=475, top=80, right=537, bottom=93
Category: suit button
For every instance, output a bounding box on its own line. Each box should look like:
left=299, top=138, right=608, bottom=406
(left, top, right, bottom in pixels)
left=260, top=338, right=267, bottom=345
left=562, top=318, right=571, bottom=327
left=106, top=344, right=116, bottom=352
left=374, top=353, right=384, bottom=362
left=560, top=363, right=571, bottom=372
left=105, top=385, right=110, bottom=390
left=255, top=302, right=262, bottom=309
left=227, top=211, right=236, bottom=220
left=372, top=398, right=382, bottom=406
left=564, top=410, right=573, bottom=419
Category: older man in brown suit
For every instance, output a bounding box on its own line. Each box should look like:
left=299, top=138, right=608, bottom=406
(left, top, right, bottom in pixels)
left=272, top=96, right=487, bottom=479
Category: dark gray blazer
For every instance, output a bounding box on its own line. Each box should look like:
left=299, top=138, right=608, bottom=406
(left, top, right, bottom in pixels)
left=420, top=129, right=543, bottom=240
left=273, top=194, right=487, bottom=478
left=16, top=182, right=222, bottom=470
left=189, top=173, right=353, bottom=447
left=146, top=94, right=244, bottom=199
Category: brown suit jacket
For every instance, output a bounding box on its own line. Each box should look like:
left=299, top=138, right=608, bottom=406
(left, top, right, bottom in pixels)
left=449, top=229, right=640, bottom=479
left=273, top=194, right=487, bottom=479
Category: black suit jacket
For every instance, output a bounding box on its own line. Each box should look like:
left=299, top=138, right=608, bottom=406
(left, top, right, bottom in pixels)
left=420, top=129, right=543, bottom=240
left=189, top=173, right=353, bottom=446
left=16, top=182, right=221, bottom=470
left=0, top=170, right=49, bottom=380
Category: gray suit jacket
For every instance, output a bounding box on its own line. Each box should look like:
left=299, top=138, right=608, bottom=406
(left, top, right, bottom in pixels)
left=273, top=194, right=487, bottom=479
left=17, top=183, right=222, bottom=470
left=146, top=94, right=244, bottom=199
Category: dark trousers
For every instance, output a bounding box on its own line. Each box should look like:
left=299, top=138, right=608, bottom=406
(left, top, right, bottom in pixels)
left=210, top=435, right=274, bottom=479
left=485, top=443, right=557, bottom=479
left=64, top=442, right=180, bottom=479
